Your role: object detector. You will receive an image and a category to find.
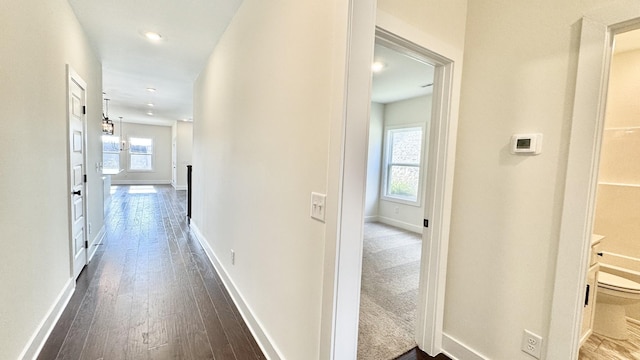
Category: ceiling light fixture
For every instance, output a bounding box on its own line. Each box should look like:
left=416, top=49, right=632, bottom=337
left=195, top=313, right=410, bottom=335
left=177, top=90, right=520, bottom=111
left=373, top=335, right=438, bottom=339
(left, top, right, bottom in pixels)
left=147, top=111, right=154, bottom=116
left=147, top=103, right=154, bottom=107
left=102, top=98, right=114, bottom=135
left=371, top=62, right=385, bottom=73
left=146, top=87, right=156, bottom=92
left=144, top=32, right=162, bottom=42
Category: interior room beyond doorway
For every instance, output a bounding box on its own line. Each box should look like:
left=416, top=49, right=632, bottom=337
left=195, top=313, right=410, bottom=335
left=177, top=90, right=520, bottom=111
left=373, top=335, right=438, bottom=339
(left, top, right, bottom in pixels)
left=359, top=41, right=435, bottom=359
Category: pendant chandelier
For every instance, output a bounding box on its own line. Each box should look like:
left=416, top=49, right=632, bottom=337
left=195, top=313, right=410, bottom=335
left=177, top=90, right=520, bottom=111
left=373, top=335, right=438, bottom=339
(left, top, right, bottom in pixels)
left=102, top=98, right=114, bottom=135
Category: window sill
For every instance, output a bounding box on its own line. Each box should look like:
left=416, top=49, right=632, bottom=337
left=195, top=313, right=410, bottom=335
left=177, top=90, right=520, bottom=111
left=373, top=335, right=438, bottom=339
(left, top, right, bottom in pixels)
left=381, top=195, right=421, bottom=207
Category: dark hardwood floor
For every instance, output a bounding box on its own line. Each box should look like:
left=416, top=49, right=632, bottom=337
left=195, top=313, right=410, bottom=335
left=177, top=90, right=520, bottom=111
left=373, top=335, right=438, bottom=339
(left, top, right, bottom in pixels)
left=38, top=185, right=265, bottom=360
left=394, top=347, right=451, bottom=360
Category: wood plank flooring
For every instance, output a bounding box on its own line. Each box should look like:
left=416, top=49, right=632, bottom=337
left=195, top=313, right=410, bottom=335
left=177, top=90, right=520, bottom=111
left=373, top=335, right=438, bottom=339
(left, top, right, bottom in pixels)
left=38, top=185, right=265, bottom=360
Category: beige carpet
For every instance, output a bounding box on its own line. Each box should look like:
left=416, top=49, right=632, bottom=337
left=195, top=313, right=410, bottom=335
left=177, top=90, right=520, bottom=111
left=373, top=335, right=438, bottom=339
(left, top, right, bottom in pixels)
left=358, top=222, right=422, bottom=360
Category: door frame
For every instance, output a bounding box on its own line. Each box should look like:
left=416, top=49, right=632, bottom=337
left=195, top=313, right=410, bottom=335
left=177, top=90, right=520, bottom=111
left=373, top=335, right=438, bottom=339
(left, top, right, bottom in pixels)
left=323, top=21, right=458, bottom=360
left=547, top=8, right=640, bottom=360
left=67, top=65, right=89, bottom=279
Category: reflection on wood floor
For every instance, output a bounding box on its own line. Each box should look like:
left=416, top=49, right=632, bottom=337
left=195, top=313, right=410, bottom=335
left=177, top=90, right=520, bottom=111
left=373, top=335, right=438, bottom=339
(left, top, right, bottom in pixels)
left=38, top=185, right=265, bottom=360
left=579, top=321, right=640, bottom=359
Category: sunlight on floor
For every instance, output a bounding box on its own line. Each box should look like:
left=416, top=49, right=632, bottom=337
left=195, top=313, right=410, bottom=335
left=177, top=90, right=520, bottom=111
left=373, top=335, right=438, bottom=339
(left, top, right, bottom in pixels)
left=127, top=185, right=157, bottom=194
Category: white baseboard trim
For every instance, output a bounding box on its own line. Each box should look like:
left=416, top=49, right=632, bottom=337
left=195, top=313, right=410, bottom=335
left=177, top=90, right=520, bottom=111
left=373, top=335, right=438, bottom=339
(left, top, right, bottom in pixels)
left=19, top=278, right=75, bottom=360
left=364, top=215, right=379, bottom=223
left=111, top=180, right=171, bottom=185
left=190, top=222, right=282, bottom=360
left=442, top=333, right=488, bottom=360
left=377, top=216, right=423, bottom=234
left=172, top=185, right=187, bottom=191
left=87, top=225, right=106, bottom=263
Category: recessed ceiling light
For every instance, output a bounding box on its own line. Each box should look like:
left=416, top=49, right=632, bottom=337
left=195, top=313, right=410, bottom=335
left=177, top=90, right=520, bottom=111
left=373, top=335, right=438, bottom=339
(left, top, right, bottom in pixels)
left=371, top=62, right=385, bottom=73
left=147, top=111, right=153, bottom=116
left=146, top=87, right=156, bottom=92
left=147, top=103, right=154, bottom=107
left=144, top=32, right=162, bottom=42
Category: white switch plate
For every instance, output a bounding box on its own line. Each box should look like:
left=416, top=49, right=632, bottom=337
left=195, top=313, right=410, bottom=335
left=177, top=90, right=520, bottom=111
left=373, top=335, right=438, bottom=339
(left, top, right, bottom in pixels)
left=310, top=192, right=326, bottom=222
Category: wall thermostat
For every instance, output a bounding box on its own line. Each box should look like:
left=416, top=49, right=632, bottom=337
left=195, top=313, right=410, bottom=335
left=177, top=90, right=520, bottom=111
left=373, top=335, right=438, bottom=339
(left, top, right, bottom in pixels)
left=510, top=133, right=543, bottom=155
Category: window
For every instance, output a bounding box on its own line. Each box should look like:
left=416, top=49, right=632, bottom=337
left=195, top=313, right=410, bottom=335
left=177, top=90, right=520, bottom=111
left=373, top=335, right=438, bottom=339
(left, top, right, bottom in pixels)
left=382, top=126, right=423, bottom=204
left=129, top=137, right=154, bottom=171
left=102, top=135, right=120, bottom=171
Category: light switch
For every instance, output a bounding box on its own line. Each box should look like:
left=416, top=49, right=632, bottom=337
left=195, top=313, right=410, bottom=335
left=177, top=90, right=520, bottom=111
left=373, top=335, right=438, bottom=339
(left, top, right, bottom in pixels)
left=310, top=192, right=326, bottom=222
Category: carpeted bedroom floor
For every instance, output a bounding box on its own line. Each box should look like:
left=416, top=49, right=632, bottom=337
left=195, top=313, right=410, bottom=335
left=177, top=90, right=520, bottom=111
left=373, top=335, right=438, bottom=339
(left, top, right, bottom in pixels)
left=358, top=222, right=422, bottom=360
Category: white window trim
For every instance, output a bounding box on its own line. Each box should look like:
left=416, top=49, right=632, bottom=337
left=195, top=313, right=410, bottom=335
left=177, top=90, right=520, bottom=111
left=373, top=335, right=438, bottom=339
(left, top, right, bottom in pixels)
left=380, top=123, right=426, bottom=207
left=127, top=136, right=155, bottom=172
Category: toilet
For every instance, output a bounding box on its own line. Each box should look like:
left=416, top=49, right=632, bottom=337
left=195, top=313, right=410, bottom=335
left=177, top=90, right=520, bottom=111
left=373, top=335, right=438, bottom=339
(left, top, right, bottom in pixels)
left=593, top=272, right=640, bottom=340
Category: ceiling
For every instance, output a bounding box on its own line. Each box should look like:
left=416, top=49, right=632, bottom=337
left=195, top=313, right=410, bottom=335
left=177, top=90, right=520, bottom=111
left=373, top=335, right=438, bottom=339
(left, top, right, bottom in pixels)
left=371, top=43, right=435, bottom=104
left=62, top=3, right=640, bottom=126
left=68, top=0, right=244, bottom=126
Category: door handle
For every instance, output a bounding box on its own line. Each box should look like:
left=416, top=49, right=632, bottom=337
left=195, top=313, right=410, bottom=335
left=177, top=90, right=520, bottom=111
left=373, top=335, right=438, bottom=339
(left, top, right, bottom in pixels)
left=72, top=190, right=82, bottom=196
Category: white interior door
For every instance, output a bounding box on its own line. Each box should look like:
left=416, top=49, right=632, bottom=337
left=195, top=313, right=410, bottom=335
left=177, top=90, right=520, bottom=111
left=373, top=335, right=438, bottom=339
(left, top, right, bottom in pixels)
left=172, top=139, right=177, bottom=186
left=68, top=67, right=87, bottom=279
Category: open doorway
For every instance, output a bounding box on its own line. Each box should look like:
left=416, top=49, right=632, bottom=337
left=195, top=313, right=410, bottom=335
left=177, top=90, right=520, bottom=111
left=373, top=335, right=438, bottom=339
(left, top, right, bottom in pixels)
left=358, top=41, right=435, bottom=359
left=547, top=10, right=640, bottom=359
left=577, top=27, right=640, bottom=359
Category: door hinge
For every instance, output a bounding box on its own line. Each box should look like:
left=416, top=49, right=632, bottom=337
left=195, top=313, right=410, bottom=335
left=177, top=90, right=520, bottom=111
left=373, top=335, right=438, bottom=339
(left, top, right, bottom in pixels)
left=82, top=106, right=86, bottom=114
left=423, top=219, right=429, bottom=228
left=84, top=240, right=88, bottom=248
left=584, top=284, right=590, bottom=307
left=84, top=174, right=87, bottom=183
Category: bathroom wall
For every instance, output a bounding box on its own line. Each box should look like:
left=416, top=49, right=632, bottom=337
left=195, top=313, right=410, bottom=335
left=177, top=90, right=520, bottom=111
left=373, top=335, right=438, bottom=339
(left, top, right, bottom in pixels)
left=594, top=48, right=640, bottom=321
left=594, top=48, right=640, bottom=258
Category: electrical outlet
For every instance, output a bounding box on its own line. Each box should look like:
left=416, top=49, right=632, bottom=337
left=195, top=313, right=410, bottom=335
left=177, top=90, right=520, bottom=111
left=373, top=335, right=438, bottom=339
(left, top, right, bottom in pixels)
left=521, top=330, right=542, bottom=359
left=231, top=250, right=235, bottom=265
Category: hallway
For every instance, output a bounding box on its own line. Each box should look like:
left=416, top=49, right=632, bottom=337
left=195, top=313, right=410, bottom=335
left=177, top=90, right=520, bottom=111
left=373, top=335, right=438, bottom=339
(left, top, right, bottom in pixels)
left=38, top=185, right=265, bottom=360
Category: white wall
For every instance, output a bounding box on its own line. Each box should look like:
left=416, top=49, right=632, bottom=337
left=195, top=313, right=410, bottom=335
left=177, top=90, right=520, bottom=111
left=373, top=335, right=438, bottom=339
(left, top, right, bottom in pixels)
left=192, top=0, right=345, bottom=358
left=173, top=121, right=193, bottom=190
left=110, top=122, right=172, bottom=185
left=377, top=95, right=432, bottom=233
left=444, top=1, right=640, bottom=359
left=365, top=102, right=384, bottom=220
left=0, top=0, right=102, bottom=357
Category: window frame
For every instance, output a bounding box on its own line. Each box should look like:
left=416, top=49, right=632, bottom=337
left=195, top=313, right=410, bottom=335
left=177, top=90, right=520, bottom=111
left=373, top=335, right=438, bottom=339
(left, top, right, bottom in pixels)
left=127, top=136, right=155, bottom=172
left=380, top=123, right=426, bottom=206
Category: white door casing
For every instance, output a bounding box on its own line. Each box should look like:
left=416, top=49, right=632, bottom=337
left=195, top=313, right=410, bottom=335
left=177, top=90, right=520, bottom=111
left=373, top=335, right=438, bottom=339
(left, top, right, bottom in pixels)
left=68, top=66, right=88, bottom=279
